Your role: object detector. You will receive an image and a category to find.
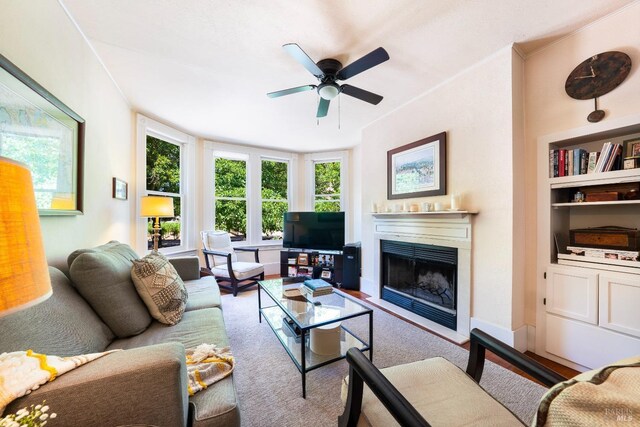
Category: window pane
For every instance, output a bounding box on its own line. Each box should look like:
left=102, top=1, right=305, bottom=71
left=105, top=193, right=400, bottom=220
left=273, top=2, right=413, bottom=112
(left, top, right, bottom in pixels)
left=262, top=201, right=288, bottom=240
left=262, top=160, right=288, bottom=199
left=314, top=161, right=340, bottom=195
left=315, top=200, right=341, bottom=212
left=146, top=136, right=180, bottom=193
left=147, top=197, right=182, bottom=249
left=215, top=199, right=247, bottom=241
left=215, top=158, right=246, bottom=197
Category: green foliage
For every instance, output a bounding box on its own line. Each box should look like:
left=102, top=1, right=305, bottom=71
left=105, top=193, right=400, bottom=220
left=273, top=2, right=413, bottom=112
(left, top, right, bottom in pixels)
left=215, top=158, right=246, bottom=197
left=215, top=199, right=247, bottom=239
left=315, top=200, right=341, bottom=212
left=146, top=136, right=180, bottom=194
left=261, top=160, right=287, bottom=199
left=262, top=196, right=287, bottom=239
left=314, top=161, right=340, bottom=195
left=162, top=221, right=181, bottom=239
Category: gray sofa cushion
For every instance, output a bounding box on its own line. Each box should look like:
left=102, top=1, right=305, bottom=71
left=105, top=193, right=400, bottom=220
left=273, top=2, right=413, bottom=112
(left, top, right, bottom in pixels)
left=0, top=267, right=114, bottom=356
left=68, top=241, right=152, bottom=338
left=185, top=276, right=222, bottom=310
left=107, top=308, right=239, bottom=427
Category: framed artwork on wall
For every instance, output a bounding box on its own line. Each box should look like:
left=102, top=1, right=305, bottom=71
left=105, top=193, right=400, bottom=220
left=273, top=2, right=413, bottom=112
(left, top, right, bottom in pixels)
left=112, top=177, right=128, bottom=200
left=0, top=54, right=85, bottom=215
left=387, top=131, right=446, bottom=199
left=623, top=137, right=640, bottom=158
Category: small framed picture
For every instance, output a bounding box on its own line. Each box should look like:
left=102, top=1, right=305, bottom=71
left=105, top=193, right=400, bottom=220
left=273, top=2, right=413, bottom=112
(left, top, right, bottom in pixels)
left=112, top=177, right=128, bottom=200
left=623, top=137, right=640, bottom=158
left=297, top=253, right=309, bottom=265
left=320, top=270, right=332, bottom=279
left=288, top=258, right=297, bottom=265
left=288, top=266, right=297, bottom=277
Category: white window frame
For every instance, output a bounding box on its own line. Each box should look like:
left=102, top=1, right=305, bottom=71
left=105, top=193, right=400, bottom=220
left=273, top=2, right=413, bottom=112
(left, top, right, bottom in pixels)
left=260, top=156, right=291, bottom=242
left=136, top=114, right=195, bottom=255
left=304, top=150, right=349, bottom=239
left=212, top=151, right=250, bottom=242
left=203, top=141, right=297, bottom=246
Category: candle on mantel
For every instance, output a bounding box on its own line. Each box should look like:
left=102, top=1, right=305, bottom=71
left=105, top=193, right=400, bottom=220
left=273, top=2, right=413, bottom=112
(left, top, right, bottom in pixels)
left=450, top=194, right=461, bottom=210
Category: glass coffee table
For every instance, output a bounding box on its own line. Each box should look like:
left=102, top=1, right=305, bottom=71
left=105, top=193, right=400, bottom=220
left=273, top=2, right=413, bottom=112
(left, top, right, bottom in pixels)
left=258, top=278, right=373, bottom=398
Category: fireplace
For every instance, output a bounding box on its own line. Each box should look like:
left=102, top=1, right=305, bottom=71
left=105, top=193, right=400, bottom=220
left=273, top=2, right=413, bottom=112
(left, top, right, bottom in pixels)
left=381, top=240, right=457, bottom=330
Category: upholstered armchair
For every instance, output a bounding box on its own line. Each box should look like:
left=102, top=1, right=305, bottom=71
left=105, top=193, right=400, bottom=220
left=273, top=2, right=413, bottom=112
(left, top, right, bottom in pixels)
left=200, top=230, right=264, bottom=296
left=339, top=328, right=568, bottom=427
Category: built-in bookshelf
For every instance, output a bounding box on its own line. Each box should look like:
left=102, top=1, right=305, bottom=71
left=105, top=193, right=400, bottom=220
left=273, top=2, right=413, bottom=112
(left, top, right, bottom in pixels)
left=536, top=118, right=640, bottom=372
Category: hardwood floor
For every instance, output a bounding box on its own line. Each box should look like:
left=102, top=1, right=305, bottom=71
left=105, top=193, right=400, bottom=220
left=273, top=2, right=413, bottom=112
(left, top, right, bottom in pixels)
left=260, top=275, right=579, bottom=385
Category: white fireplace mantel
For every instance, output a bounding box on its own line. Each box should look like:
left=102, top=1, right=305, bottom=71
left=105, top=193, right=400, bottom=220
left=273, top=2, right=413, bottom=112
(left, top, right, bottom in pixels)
left=368, top=214, right=477, bottom=344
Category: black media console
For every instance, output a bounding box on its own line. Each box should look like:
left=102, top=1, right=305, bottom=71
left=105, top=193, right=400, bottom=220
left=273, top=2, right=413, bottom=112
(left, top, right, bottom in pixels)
left=280, top=243, right=360, bottom=290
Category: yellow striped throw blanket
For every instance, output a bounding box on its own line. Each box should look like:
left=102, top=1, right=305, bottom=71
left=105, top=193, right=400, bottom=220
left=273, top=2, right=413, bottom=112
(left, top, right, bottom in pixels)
left=186, top=344, right=235, bottom=396
left=0, top=349, right=117, bottom=415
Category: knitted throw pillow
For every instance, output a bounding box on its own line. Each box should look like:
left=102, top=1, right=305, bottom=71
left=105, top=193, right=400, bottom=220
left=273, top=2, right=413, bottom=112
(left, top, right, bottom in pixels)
left=131, top=252, right=188, bottom=325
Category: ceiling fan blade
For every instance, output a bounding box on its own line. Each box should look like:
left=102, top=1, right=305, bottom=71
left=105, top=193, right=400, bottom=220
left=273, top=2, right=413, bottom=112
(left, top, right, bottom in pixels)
left=283, top=43, right=324, bottom=79
left=267, top=85, right=316, bottom=98
left=337, top=47, right=389, bottom=81
left=317, top=98, right=330, bottom=118
left=341, top=84, right=383, bottom=105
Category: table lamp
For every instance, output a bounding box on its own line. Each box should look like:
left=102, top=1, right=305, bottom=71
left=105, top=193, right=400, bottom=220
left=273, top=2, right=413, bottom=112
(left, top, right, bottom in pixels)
left=140, top=196, right=174, bottom=251
left=0, top=156, right=52, bottom=317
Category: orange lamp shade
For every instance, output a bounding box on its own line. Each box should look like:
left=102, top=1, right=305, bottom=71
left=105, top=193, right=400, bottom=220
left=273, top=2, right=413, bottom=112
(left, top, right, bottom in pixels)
left=140, top=196, right=174, bottom=218
left=0, top=157, right=52, bottom=317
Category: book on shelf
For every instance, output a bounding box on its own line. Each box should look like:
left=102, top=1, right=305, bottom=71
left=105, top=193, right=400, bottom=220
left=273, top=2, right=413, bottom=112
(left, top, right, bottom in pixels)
left=549, top=141, right=626, bottom=178
left=566, top=245, right=639, bottom=261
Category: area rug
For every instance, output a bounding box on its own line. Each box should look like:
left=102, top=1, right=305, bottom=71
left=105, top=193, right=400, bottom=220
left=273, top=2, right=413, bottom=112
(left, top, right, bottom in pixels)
left=221, top=289, right=546, bottom=426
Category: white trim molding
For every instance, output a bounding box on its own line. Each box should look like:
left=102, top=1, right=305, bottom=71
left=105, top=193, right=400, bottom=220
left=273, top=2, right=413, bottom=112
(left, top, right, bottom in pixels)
left=136, top=114, right=196, bottom=255
left=470, top=318, right=529, bottom=352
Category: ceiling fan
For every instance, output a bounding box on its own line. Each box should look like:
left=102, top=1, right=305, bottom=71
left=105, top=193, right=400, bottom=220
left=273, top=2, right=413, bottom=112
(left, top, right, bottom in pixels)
left=267, top=43, right=390, bottom=118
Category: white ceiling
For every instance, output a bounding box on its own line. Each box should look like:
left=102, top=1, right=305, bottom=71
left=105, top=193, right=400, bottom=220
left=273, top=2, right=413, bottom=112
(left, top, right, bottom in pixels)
left=61, top=0, right=634, bottom=152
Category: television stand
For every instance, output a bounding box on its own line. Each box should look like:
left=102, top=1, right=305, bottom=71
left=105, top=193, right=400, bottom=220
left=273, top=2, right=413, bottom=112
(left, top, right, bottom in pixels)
left=280, top=248, right=344, bottom=286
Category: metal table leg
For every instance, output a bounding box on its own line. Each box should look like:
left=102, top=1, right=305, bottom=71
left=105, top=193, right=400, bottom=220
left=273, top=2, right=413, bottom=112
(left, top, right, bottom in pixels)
left=258, top=284, right=262, bottom=323
left=369, top=311, right=373, bottom=361
left=301, top=328, right=307, bottom=399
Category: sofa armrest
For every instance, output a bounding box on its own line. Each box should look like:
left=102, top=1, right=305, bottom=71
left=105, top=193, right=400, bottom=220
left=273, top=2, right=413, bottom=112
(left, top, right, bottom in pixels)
left=170, top=256, right=201, bottom=281
left=4, top=343, right=189, bottom=427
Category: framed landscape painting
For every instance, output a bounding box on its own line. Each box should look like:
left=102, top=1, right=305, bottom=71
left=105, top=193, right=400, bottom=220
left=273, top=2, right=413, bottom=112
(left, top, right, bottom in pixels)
left=387, top=131, right=446, bottom=199
left=0, top=54, right=85, bottom=215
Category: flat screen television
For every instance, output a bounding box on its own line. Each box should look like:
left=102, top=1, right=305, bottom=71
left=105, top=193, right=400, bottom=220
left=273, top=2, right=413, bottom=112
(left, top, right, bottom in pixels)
left=283, top=211, right=345, bottom=250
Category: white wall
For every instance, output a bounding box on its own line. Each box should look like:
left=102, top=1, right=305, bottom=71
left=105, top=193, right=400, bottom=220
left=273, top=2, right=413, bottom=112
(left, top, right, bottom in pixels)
left=358, top=45, right=524, bottom=332
left=524, top=3, right=640, bottom=325
left=0, top=0, right=133, bottom=270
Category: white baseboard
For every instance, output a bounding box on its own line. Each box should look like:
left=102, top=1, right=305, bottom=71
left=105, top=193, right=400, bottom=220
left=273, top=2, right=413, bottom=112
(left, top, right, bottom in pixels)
left=360, top=277, right=376, bottom=297
left=264, top=262, right=280, bottom=276
left=527, top=325, right=536, bottom=352
left=470, top=318, right=528, bottom=352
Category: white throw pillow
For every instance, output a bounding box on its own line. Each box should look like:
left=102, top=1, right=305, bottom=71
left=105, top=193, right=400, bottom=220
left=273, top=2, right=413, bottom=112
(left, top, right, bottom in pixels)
left=131, top=252, right=188, bottom=325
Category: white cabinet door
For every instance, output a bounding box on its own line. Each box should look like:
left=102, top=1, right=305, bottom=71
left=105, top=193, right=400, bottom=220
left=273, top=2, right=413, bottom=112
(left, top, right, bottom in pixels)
left=599, top=272, right=640, bottom=338
left=546, top=264, right=598, bottom=324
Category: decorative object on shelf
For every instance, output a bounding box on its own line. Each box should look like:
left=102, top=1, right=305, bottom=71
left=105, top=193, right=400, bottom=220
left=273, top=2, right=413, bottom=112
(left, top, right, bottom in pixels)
left=421, top=202, right=432, bottom=212
left=320, top=269, right=332, bottom=280
left=112, top=177, right=128, bottom=200
left=140, top=195, right=174, bottom=251
left=564, top=51, right=632, bottom=123
left=570, top=226, right=639, bottom=251
left=297, top=253, right=309, bottom=265
left=572, top=191, right=585, bottom=203
left=0, top=157, right=52, bottom=317
left=310, top=322, right=341, bottom=355
left=434, top=202, right=444, bottom=211
left=387, top=131, right=446, bottom=199
left=409, top=203, right=419, bottom=212
left=0, top=54, right=85, bottom=215
left=450, top=194, right=461, bottom=210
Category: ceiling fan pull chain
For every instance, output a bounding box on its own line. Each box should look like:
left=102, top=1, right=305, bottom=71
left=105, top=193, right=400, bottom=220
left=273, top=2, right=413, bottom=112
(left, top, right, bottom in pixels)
left=338, top=94, right=341, bottom=130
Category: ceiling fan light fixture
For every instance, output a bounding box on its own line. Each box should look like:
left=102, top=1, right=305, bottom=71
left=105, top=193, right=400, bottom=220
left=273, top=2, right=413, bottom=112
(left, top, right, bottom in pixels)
left=318, top=83, right=340, bottom=100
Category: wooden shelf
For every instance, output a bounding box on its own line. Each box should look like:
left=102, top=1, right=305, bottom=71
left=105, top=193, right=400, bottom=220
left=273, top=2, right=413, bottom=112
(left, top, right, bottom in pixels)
left=550, top=168, right=640, bottom=189
left=552, top=200, right=640, bottom=207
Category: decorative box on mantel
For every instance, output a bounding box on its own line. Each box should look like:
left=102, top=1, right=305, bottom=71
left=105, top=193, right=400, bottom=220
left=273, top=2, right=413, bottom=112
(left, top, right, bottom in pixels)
left=369, top=212, right=478, bottom=344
